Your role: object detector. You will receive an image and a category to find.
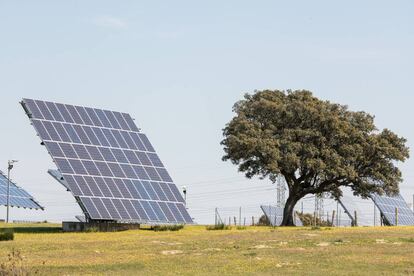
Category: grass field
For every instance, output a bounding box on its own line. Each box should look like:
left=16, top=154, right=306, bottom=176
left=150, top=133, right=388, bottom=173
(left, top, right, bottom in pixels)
left=1, top=224, right=414, bottom=275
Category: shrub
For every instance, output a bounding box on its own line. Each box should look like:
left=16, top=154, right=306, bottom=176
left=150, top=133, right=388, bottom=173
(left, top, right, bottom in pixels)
left=85, top=227, right=99, bottom=233
left=0, top=230, right=14, bottom=241
left=296, top=212, right=332, bottom=227
left=152, top=225, right=184, bottom=232
left=256, top=215, right=270, bottom=226
left=206, top=224, right=231, bottom=231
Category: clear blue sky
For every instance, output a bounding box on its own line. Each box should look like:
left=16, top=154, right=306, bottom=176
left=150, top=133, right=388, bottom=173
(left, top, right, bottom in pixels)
left=0, top=1, right=413, bottom=224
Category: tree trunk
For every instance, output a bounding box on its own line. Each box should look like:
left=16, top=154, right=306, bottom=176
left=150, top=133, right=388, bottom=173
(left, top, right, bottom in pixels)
left=281, top=195, right=301, bottom=226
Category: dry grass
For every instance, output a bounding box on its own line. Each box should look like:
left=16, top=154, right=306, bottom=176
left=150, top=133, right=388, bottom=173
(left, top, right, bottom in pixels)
left=0, top=223, right=414, bottom=275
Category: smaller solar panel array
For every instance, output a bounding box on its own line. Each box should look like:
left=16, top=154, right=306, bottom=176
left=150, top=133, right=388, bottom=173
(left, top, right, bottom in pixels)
left=260, top=205, right=303, bottom=226
left=371, top=194, right=414, bottom=226
left=0, top=172, right=43, bottom=209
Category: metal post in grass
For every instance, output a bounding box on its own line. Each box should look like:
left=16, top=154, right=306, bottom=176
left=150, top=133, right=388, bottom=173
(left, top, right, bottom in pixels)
left=6, top=160, right=18, bottom=224
left=354, top=211, right=358, bottom=227
left=339, top=210, right=341, bottom=227
left=336, top=202, right=339, bottom=226
left=395, top=207, right=398, bottom=226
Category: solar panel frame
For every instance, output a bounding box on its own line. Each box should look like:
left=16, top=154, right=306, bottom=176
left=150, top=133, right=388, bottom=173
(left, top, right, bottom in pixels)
left=371, top=193, right=414, bottom=226
left=22, top=98, right=192, bottom=224
left=0, top=172, right=43, bottom=210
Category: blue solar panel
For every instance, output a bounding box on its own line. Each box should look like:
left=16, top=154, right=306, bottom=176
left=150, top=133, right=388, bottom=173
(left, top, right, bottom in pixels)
left=260, top=205, right=303, bottom=226
left=0, top=172, right=43, bottom=210
left=22, top=99, right=191, bottom=224
left=371, top=193, right=414, bottom=226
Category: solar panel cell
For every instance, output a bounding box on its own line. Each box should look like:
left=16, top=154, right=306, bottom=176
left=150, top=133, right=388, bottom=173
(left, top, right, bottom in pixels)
left=24, top=98, right=44, bottom=119
left=45, top=102, right=64, bottom=122
left=112, top=199, right=131, bottom=220
left=63, top=124, right=81, bottom=143
left=36, top=101, right=54, bottom=120
left=43, top=121, right=61, bottom=141
left=132, top=200, right=149, bottom=220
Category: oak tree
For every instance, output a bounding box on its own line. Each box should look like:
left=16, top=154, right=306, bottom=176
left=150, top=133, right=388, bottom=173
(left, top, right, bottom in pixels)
left=221, top=90, right=409, bottom=226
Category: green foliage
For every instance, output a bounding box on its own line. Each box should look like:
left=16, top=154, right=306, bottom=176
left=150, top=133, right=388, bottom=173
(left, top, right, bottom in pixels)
left=236, top=226, right=247, bottom=230
left=0, top=230, right=14, bottom=241
left=222, top=90, right=409, bottom=226
left=152, top=225, right=184, bottom=232
left=206, top=224, right=231, bottom=231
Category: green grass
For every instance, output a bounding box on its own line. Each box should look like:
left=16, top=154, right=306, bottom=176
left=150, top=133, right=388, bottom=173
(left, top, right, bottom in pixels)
left=1, top=223, right=414, bottom=275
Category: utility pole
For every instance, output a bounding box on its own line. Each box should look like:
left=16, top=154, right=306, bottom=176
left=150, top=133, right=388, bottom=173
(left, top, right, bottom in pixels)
left=6, top=160, right=18, bottom=224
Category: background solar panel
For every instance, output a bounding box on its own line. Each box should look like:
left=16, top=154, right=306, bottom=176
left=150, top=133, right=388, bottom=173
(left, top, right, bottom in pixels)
left=260, top=205, right=303, bottom=226
left=371, top=193, right=414, bottom=226
left=22, top=98, right=192, bottom=224
left=0, top=172, right=43, bottom=210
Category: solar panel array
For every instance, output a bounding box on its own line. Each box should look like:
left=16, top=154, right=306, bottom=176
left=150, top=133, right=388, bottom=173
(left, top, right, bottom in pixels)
left=22, top=98, right=192, bottom=224
left=260, top=205, right=303, bottom=226
left=0, top=172, right=43, bottom=209
left=371, top=193, right=414, bottom=226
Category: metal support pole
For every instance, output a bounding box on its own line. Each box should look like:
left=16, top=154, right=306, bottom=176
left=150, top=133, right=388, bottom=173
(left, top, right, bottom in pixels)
left=6, top=160, right=18, bottom=224
left=336, top=202, right=339, bottom=226
left=6, top=166, right=10, bottom=223
left=395, top=207, right=399, bottom=226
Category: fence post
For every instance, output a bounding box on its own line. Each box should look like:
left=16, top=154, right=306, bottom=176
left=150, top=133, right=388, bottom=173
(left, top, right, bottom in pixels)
left=239, top=207, right=242, bottom=227
left=252, top=216, right=255, bottom=226
left=395, top=207, right=399, bottom=226
left=332, top=211, right=336, bottom=227
left=234, top=217, right=237, bottom=226
left=354, top=211, right=358, bottom=227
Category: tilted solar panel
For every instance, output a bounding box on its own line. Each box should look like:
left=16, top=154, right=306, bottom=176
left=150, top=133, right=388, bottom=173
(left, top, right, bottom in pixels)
left=260, top=205, right=303, bottom=226
left=21, top=98, right=192, bottom=224
left=371, top=193, right=414, bottom=226
left=0, top=172, right=43, bottom=210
